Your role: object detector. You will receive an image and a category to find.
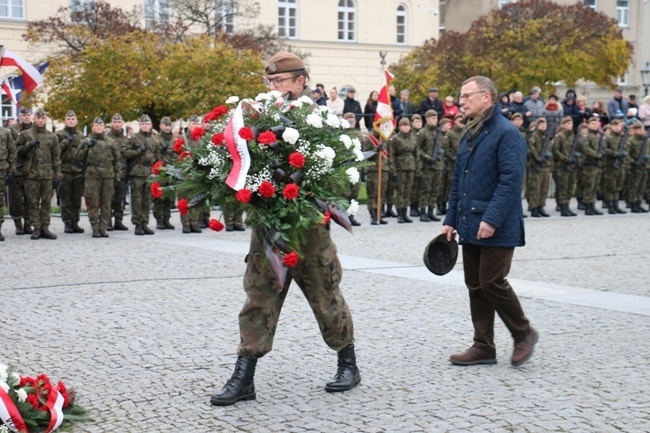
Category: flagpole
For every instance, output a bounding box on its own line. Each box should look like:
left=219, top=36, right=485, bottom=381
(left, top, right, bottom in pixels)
left=376, top=51, right=388, bottom=223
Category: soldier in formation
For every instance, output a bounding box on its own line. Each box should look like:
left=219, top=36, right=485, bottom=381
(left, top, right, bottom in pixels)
left=8, top=107, right=34, bottom=235
left=0, top=123, right=17, bottom=241
left=415, top=110, right=443, bottom=222
left=551, top=116, right=578, bottom=217
left=106, top=113, right=129, bottom=231
left=625, top=122, right=649, bottom=213
left=361, top=131, right=389, bottom=225
left=601, top=119, right=629, bottom=215
left=153, top=116, right=177, bottom=230
left=55, top=110, right=85, bottom=233
left=578, top=117, right=604, bottom=216
left=526, top=118, right=553, bottom=217
left=388, top=117, right=418, bottom=223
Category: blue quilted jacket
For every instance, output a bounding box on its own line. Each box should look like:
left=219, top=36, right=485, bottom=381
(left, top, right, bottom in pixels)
left=443, top=110, right=526, bottom=247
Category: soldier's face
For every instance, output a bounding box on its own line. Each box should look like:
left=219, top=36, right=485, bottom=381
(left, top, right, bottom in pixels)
left=65, top=116, right=78, bottom=128
left=160, top=124, right=172, bottom=133
left=588, top=121, right=599, bottom=131
left=634, top=128, right=645, bottom=137
left=34, top=116, right=47, bottom=127
left=513, top=118, right=523, bottom=127
left=266, top=73, right=303, bottom=99
left=19, top=113, right=31, bottom=124
left=611, top=123, right=623, bottom=134
left=111, top=119, right=124, bottom=131
left=412, top=118, right=422, bottom=129
left=426, top=116, right=438, bottom=127
left=92, top=123, right=105, bottom=134
left=140, top=121, right=152, bottom=132
left=187, top=121, right=200, bottom=132
left=562, top=121, right=573, bottom=130
left=442, top=122, right=452, bottom=132
left=399, top=123, right=411, bottom=133
left=537, top=122, right=547, bottom=131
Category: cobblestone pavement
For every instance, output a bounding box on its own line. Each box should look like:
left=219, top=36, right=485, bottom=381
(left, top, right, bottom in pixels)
left=1, top=199, right=649, bottom=432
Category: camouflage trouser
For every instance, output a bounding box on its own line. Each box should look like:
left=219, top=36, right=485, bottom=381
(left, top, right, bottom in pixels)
left=385, top=174, right=397, bottom=205
left=625, top=168, right=647, bottom=203
left=85, top=177, right=114, bottom=230
left=601, top=167, right=626, bottom=201
left=394, top=170, right=414, bottom=208
left=59, top=171, right=84, bottom=224
left=8, top=175, right=28, bottom=221
left=580, top=165, right=602, bottom=204
left=223, top=206, right=243, bottom=225
left=130, top=176, right=151, bottom=225
left=0, top=170, right=5, bottom=225
left=418, top=169, right=443, bottom=207
left=179, top=193, right=201, bottom=227
left=153, top=197, right=174, bottom=221
left=574, top=167, right=584, bottom=199
left=346, top=181, right=360, bottom=203
left=526, top=166, right=551, bottom=209
left=365, top=170, right=388, bottom=212
left=110, top=178, right=127, bottom=221
left=441, top=169, right=453, bottom=205
left=410, top=173, right=421, bottom=204
left=553, top=168, right=576, bottom=205
left=25, top=178, right=53, bottom=227
left=237, top=227, right=354, bottom=357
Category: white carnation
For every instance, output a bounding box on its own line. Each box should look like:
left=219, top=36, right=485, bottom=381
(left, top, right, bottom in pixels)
left=352, top=137, right=362, bottom=151
left=298, top=95, right=315, bottom=106
left=9, top=372, right=20, bottom=387
left=339, top=135, right=353, bottom=149
left=320, top=146, right=336, bottom=161
left=353, top=147, right=364, bottom=161
left=326, top=113, right=341, bottom=128
left=269, top=90, right=283, bottom=99
left=255, top=92, right=271, bottom=102
left=340, top=119, right=351, bottom=129
left=346, top=167, right=360, bottom=184
left=347, top=199, right=359, bottom=216
left=306, top=113, right=323, bottom=128
left=283, top=127, right=300, bottom=145
left=16, top=388, right=27, bottom=403
left=226, top=96, right=239, bottom=104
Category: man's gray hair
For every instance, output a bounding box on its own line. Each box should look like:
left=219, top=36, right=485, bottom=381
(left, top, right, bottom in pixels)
left=462, top=76, right=497, bottom=103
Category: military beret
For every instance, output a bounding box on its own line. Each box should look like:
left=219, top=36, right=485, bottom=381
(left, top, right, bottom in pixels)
left=630, top=121, right=644, bottom=130
left=19, top=107, right=31, bottom=115
left=428, top=87, right=439, bottom=93
left=66, top=110, right=76, bottom=118
left=265, top=51, right=306, bottom=75
left=439, top=118, right=451, bottom=126
left=454, top=113, right=464, bottom=120
left=93, top=117, right=104, bottom=125
left=160, top=116, right=172, bottom=126
left=561, top=116, right=573, bottom=124
left=425, top=109, right=438, bottom=118
left=112, top=113, right=123, bottom=121
left=343, top=112, right=356, bottom=120
left=33, top=107, right=46, bottom=118
left=398, top=117, right=410, bottom=126
left=423, top=234, right=458, bottom=276
left=536, top=117, right=547, bottom=123
left=139, top=114, right=152, bottom=123
left=188, top=114, right=200, bottom=123
left=411, top=113, right=422, bottom=121
left=588, top=116, right=600, bottom=123
left=610, top=119, right=624, bottom=125
left=511, top=113, right=523, bottom=120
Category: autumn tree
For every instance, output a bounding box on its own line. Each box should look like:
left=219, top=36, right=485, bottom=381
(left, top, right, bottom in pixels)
left=392, top=0, right=633, bottom=103
left=168, top=0, right=260, bottom=37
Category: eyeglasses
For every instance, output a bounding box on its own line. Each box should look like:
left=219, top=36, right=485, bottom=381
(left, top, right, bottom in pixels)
left=264, top=76, right=296, bottom=88
left=459, top=90, right=487, bottom=101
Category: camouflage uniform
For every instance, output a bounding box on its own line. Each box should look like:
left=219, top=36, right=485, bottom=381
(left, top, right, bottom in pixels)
left=526, top=128, right=552, bottom=213
left=55, top=123, right=85, bottom=232
left=625, top=129, right=649, bottom=211
left=16, top=120, right=61, bottom=237
left=122, top=128, right=161, bottom=228
left=416, top=124, right=445, bottom=220
left=8, top=122, right=32, bottom=233
left=601, top=130, right=629, bottom=212
left=153, top=128, right=177, bottom=228
left=0, top=127, right=17, bottom=240
left=578, top=129, right=603, bottom=211
left=180, top=131, right=205, bottom=232
left=440, top=125, right=460, bottom=212
left=361, top=134, right=389, bottom=224
left=388, top=129, right=418, bottom=210
left=106, top=125, right=129, bottom=230
left=551, top=128, right=578, bottom=213
left=77, top=126, right=121, bottom=235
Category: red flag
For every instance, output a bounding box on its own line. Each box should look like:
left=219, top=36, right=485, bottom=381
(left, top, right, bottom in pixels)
left=1, top=80, right=19, bottom=105
left=0, top=48, right=44, bottom=93
left=373, top=69, right=395, bottom=141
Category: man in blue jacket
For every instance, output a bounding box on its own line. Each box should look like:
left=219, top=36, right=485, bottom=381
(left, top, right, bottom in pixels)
left=442, top=76, right=538, bottom=368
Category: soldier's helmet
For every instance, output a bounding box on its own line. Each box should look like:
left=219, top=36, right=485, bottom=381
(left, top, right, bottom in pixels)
left=423, top=234, right=458, bottom=276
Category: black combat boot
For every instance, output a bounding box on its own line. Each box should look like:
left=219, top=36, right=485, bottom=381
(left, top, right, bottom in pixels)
left=113, top=219, right=128, bottom=231
left=385, top=204, right=398, bottom=218
left=349, top=215, right=361, bottom=226
left=64, top=223, right=74, bottom=234
left=530, top=208, right=541, bottom=217
left=40, top=226, right=57, bottom=240
left=577, top=198, right=585, bottom=210
left=560, top=204, right=573, bottom=217
left=325, top=344, right=361, bottom=393
left=369, top=209, right=378, bottom=225
left=401, top=208, right=413, bottom=223
left=419, top=207, right=430, bottom=222
left=567, top=205, right=577, bottom=216
left=637, top=201, right=649, bottom=213
left=156, top=220, right=166, bottom=229
left=182, top=224, right=191, bottom=234
left=591, top=204, right=603, bottom=215
left=608, top=201, right=617, bottom=214
left=190, top=224, right=203, bottom=233
left=23, top=220, right=33, bottom=235
left=538, top=207, right=550, bottom=217
left=30, top=227, right=41, bottom=240
left=106, top=218, right=114, bottom=231
left=72, top=221, right=85, bottom=233
left=14, top=219, right=24, bottom=235
left=438, top=202, right=447, bottom=215
left=602, top=200, right=610, bottom=209
left=409, top=203, right=420, bottom=217
left=380, top=204, right=387, bottom=218
left=134, top=224, right=145, bottom=235
left=142, top=224, right=155, bottom=235
left=210, top=356, right=257, bottom=406
left=396, top=208, right=405, bottom=223
left=585, top=204, right=595, bottom=216
left=203, top=214, right=211, bottom=228
left=233, top=223, right=246, bottom=231
left=164, top=219, right=175, bottom=229
left=92, top=228, right=102, bottom=238
left=100, top=228, right=109, bottom=237
left=427, top=207, right=441, bottom=222
left=631, top=202, right=641, bottom=213
left=613, top=200, right=627, bottom=214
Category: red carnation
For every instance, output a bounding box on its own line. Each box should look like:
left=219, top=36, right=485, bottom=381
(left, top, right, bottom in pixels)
left=321, top=211, right=331, bottom=225
left=150, top=181, right=163, bottom=199
left=258, top=181, right=276, bottom=198
left=173, top=137, right=185, bottom=154
left=283, top=251, right=299, bottom=267
left=288, top=152, right=306, bottom=169
left=236, top=188, right=253, bottom=202
left=211, top=132, right=225, bottom=146
left=257, top=131, right=277, bottom=145
left=190, top=126, right=205, bottom=141
left=152, top=160, right=165, bottom=175
left=238, top=126, right=254, bottom=141
left=209, top=219, right=225, bottom=232
left=283, top=183, right=300, bottom=200
left=179, top=151, right=193, bottom=162
left=177, top=198, right=189, bottom=215
left=204, top=106, right=228, bottom=122
left=57, top=381, right=70, bottom=408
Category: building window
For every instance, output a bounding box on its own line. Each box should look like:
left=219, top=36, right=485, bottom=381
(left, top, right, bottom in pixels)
left=144, top=0, right=171, bottom=29
left=615, top=73, right=628, bottom=86
left=396, top=4, right=407, bottom=44
left=439, top=0, right=446, bottom=30
left=216, top=0, right=236, bottom=34
left=0, top=0, right=24, bottom=19
left=498, top=0, right=515, bottom=9
left=337, top=0, right=356, bottom=42
left=616, top=0, right=628, bottom=27
left=278, top=0, right=298, bottom=39
left=583, top=0, right=596, bottom=11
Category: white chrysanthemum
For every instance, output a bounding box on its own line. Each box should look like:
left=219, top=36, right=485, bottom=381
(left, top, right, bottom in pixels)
left=269, top=90, right=283, bottom=99
left=346, top=167, right=360, bottom=184
left=352, top=137, right=362, bottom=151
left=353, top=147, right=364, bottom=162
left=319, top=146, right=336, bottom=161
left=298, top=95, right=314, bottom=106
left=347, top=199, right=359, bottom=216
left=339, top=135, right=352, bottom=149
left=0, top=382, right=8, bottom=393
left=283, top=127, right=300, bottom=145
left=226, top=96, right=239, bottom=104
left=255, top=92, right=273, bottom=102
left=340, top=119, right=351, bottom=129
left=16, top=388, right=27, bottom=403
left=306, top=112, right=323, bottom=128
left=326, top=113, right=341, bottom=128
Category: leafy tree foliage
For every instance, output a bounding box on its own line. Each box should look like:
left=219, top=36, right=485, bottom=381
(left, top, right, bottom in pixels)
left=392, top=0, right=632, bottom=103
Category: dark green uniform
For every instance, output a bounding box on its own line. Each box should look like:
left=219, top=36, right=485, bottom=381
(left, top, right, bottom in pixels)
left=106, top=128, right=128, bottom=229
left=416, top=125, right=445, bottom=216
left=578, top=129, right=603, bottom=209
left=625, top=132, right=649, bottom=210
left=439, top=127, right=457, bottom=213
left=153, top=130, right=177, bottom=227
left=601, top=131, right=629, bottom=207
left=526, top=128, right=552, bottom=212
left=551, top=129, right=577, bottom=208
left=388, top=129, right=418, bottom=210
left=8, top=122, right=32, bottom=233
left=122, top=130, right=161, bottom=228
left=0, top=127, right=17, bottom=240
left=180, top=133, right=205, bottom=232
left=55, top=126, right=85, bottom=231
left=361, top=134, right=389, bottom=224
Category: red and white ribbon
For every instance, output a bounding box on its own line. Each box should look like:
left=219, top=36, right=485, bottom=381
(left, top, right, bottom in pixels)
left=0, top=388, right=28, bottom=433
left=224, top=102, right=251, bottom=191
left=45, top=387, right=64, bottom=433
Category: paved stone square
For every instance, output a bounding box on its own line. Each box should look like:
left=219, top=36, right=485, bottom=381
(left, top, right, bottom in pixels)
left=1, top=201, right=649, bottom=432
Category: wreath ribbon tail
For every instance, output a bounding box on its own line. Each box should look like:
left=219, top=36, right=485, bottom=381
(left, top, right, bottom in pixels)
left=261, top=233, right=288, bottom=290
left=0, top=388, right=29, bottom=433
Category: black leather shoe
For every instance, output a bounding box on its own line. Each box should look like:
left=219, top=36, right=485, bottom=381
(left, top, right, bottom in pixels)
left=210, top=356, right=257, bottom=406
left=325, top=344, right=361, bottom=393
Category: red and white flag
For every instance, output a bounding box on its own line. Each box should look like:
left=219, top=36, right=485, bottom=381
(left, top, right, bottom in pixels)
left=45, top=387, right=65, bottom=433
left=373, top=69, right=396, bottom=141
left=223, top=102, right=251, bottom=190
left=0, top=48, right=44, bottom=93
left=1, top=80, right=20, bottom=105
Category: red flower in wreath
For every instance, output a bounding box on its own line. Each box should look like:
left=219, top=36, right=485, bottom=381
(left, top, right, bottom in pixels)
left=57, top=381, right=71, bottom=408
left=173, top=137, right=185, bottom=154
left=211, top=132, right=225, bottom=146
left=257, top=131, right=277, bottom=145
left=190, top=126, right=205, bottom=141
left=283, top=184, right=300, bottom=200
left=288, top=152, right=306, bottom=169
left=238, top=126, right=254, bottom=141
left=150, top=181, right=163, bottom=199
left=321, top=211, right=331, bottom=225
left=283, top=251, right=299, bottom=267
left=236, top=188, right=252, bottom=202
left=209, top=219, right=225, bottom=232
left=204, top=105, right=228, bottom=122
left=177, top=198, right=189, bottom=215
left=179, top=151, right=193, bottom=162
left=152, top=160, right=165, bottom=175
left=258, top=181, right=275, bottom=198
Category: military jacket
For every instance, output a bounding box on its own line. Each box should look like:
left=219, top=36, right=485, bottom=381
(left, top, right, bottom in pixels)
left=0, top=127, right=17, bottom=173
left=10, top=123, right=31, bottom=176
left=122, top=130, right=161, bottom=177
left=603, top=132, right=630, bottom=169
left=527, top=129, right=552, bottom=170
left=9, top=122, right=31, bottom=142
left=156, top=131, right=178, bottom=165
left=56, top=127, right=85, bottom=174
left=628, top=134, right=649, bottom=171
left=388, top=131, right=418, bottom=171
left=16, top=125, right=61, bottom=180
left=77, top=133, right=121, bottom=179
left=360, top=134, right=390, bottom=172
left=107, top=128, right=128, bottom=178
left=578, top=129, right=603, bottom=167
left=417, top=126, right=445, bottom=171
left=446, top=126, right=462, bottom=170
left=552, top=129, right=574, bottom=164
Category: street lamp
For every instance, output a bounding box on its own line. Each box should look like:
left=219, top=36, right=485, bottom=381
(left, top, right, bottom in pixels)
left=640, top=61, right=650, bottom=96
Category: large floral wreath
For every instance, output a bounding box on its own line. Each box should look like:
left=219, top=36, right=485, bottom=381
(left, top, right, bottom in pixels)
left=151, top=91, right=369, bottom=283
